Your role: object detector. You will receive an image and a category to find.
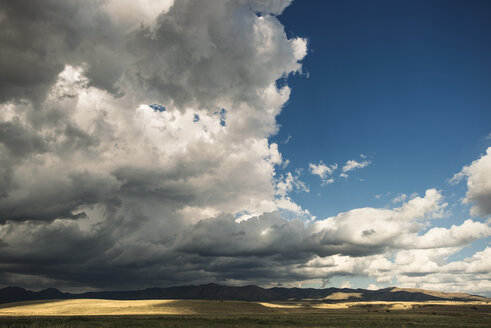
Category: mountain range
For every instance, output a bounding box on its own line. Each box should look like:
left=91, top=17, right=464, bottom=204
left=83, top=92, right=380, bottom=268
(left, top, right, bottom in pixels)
left=0, top=284, right=488, bottom=304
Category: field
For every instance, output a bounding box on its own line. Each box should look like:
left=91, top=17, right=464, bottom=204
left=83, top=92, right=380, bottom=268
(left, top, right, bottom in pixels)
left=0, top=299, right=490, bottom=327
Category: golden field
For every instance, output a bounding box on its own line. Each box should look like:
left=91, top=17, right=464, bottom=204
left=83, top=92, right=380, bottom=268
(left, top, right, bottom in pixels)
left=0, top=299, right=490, bottom=327
left=0, top=298, right=489, bottom=316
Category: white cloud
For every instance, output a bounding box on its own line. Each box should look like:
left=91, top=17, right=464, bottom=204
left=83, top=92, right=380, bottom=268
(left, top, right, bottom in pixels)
left=449, top=171, right=465, bottom=185
left=451, top=148, right=491, bottom=216
left=309, top=161, right=337, bottom=184
left=342, top=159, right=371, bottom=172
left=309, top=161, right=337, bottom=178
left=463, top=148, right=491, bottom=216
left=412, top=219, right=491, bottom=249
left=273, top=171, right=310, bottom=218
left=391, top=247, right=491, bottom=295
left=392, top=194, right=407, bottom=203
left=309, top=189, right=449, bottom=253
left=324, top=178, right=335, bottom=185
left=103, top=0, right=174, bottom=30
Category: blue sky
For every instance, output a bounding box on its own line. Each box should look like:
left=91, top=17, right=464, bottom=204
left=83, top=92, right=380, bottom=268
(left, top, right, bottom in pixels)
left=274, top=1, right=491, bottom=290
left=273, top=0, right=491, bottom=221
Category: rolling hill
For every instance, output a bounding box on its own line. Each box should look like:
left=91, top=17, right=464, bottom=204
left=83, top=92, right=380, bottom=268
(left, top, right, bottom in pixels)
left=0, top=283, right=488, bottom=304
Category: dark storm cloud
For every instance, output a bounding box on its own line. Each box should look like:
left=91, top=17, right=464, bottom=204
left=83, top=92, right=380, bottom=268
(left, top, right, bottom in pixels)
left=0, top=195, right=461, bottom=290
left=0, top=0, right=298, bottom=111
left=0, top=215, right=312, bottom=289
left=0, top=0, right=127, bottom=104
left=0, top=120, right=48, bottom=157
left=0, top=171, right=120, bottom=223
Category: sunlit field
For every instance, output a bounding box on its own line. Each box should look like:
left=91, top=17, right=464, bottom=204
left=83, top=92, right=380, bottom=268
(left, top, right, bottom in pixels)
left=0, top=299, right=490, bottom=327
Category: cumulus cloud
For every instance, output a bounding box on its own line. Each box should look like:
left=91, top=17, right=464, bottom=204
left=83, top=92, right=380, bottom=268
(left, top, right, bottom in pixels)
left=3, top=180, right=487, bottom=291
left=276, top=171, right=309, bottom=197
left=309, top=161, right=337, bottom=185
left=103, top=0, right=174, bottom=30
left=0, top=0, right=307, bottom=223
left=178, top=190, right=451, bottom=260
left=0, top=0, right=309, bottom=288
left=392, top=194, right=407, bottom=204
left=342, top=159, right=371, bottom=172
left=390, top=247, right=491, bottom=295
left=450, top=147, right=491, bottom=216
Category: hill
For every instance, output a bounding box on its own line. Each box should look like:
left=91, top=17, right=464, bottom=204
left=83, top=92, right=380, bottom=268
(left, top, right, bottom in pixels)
left=0, top=283, right=488, bottom=304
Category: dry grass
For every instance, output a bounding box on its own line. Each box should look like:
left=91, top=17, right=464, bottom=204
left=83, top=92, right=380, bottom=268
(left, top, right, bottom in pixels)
left=1, top=299, right=490, bottom=328
left=323, top=292, right=363, bottom=300
left=0, top=299, right=193, bottom=316
left=257, top=302, right=301, bottom=309
left=0, top=298, right=490, bottom=317
left=253, top=300, right=491, bottom=312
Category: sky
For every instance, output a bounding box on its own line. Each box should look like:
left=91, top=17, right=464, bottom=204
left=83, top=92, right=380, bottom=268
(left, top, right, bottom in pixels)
left=0, top=0, right=490, bottom=295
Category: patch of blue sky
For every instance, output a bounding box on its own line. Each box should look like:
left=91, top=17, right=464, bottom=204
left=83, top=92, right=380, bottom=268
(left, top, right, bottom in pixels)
left=149, top=104, right=166, bottom=112
left=214, top=108, right=227, bottom=126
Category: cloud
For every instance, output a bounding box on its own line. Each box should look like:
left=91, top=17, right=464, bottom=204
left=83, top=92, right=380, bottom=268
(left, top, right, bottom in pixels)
left=309, top=161, right=337, bottom=185
left=392, top=194, right=407, bottom=204
left=309, top=162, right=337, bottom=178
left=463, top=148, right=491, bottom=216
left=1, top=186, right=482, bottom=290
left=0, top=0, right=137, bottom=105
left=390, top=247, right=491, bottom=295
left=449, top=171, right=465, bottom=185
left=0, top=0, right=308, bottom=222
left=103, top=0, right=174, bottom=30
left=0, top=0, right=310, bottom=288
left=276, top=171, right=309, bottom=197
left=413, top=219, right=491, bottom=249
left=451, top=147, right=491, bottom=216
left=342, top=159, right=371, bottom=172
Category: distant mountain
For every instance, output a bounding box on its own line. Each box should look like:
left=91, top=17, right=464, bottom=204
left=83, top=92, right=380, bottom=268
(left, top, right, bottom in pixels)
left=0, top=283, right=488, bottom=304
left=0, top=287, right=68, bottom=304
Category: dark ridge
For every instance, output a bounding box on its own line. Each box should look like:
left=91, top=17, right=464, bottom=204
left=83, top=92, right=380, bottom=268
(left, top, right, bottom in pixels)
left=0, top=284, right=488, bottom=304
left=0, top=286, right=68, bottom=304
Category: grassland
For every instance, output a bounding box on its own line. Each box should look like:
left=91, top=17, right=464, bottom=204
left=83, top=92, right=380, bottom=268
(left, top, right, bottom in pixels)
left=0, top=299, right=490, bottom=327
